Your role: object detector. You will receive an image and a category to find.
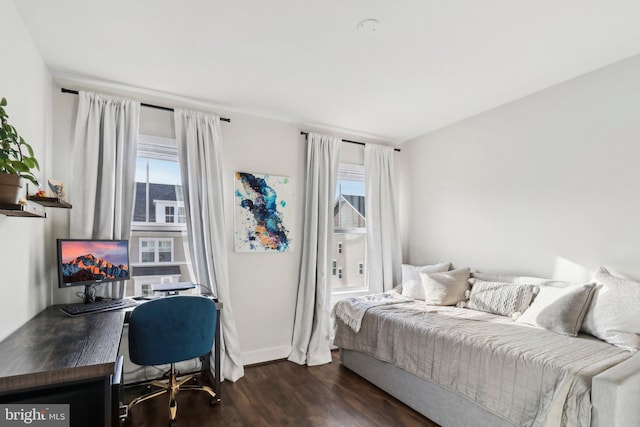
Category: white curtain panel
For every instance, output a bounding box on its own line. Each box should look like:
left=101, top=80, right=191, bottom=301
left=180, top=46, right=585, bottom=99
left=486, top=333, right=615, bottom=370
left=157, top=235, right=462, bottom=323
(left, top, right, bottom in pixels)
left=70, top=91, right=140, bottom=298
left=289, top=133, right=341, bottom=366
left=174, top=109, right=244, bottom=382
left=365, top=143, right=402, bottom=293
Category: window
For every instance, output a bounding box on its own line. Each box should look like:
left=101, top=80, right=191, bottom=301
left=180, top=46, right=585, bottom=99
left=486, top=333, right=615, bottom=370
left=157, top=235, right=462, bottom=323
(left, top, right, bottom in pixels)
left=153, top=201, right=185, bottom=224
left=140, top=240, right=155, bottom=263
left=332, top=260, right=337, bottom=276
left=332, top=163, right=366, bottom=290
left=140, top=238, right=174, bottom=263
left=165, top=206, right=175, bottom=223
left=158, top=240, right=172, bottom=262
left=129, top=135, right=192, bottom=297
left=132, top=139, right=183, bottom=226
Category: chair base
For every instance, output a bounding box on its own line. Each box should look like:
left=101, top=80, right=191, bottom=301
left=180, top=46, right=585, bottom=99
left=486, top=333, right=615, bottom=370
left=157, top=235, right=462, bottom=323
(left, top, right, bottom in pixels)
left=128, top=364, right=216, bottom=422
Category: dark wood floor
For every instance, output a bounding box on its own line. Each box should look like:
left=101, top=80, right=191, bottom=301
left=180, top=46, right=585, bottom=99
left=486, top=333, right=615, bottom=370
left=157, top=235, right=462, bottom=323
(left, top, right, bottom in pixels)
left=122, top=351, right=439, bottom=427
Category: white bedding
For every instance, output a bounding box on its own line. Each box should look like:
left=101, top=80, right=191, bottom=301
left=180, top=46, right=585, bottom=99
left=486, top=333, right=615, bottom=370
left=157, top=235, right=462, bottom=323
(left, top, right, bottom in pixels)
left=331, top=291, right=411, bottom=332
left=334, top=301, right=632, bottom=427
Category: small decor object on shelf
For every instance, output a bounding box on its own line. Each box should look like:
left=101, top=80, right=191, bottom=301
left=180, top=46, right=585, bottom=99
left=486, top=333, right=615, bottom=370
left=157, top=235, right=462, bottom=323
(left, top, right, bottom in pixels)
left=47, top=179, right=65, bottom=200
left=234, top=171, right=292, bottom=252
left=0, top=97, right=40, bottom=204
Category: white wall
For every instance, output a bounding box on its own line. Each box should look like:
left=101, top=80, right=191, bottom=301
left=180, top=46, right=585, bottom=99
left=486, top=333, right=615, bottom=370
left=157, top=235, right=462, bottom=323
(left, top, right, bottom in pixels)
left=401, top=54, right=640, bottom=281
left=0, top=0, right=52, bottom=340
left=222, top=113, right=305, bottom=364
left=50, top=78, right=391, bottom=364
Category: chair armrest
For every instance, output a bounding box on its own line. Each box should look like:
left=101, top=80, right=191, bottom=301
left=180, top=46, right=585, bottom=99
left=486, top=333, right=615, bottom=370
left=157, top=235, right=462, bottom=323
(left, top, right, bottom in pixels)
left=592, top=352, right=640, bottom=427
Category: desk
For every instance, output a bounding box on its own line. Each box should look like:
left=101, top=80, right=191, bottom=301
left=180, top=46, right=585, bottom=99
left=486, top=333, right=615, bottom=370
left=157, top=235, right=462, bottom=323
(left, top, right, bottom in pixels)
left=0, top=298, right=222, bottom=427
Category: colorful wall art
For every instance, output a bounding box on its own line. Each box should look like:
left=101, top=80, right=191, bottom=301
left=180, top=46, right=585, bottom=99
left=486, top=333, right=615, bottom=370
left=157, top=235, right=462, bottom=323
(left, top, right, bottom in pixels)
left=234, top=172, right=292, bottom=252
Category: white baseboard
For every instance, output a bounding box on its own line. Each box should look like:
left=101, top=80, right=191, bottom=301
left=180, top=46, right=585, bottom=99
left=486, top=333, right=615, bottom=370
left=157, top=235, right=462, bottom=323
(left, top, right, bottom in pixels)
left=241, top=345, right=291, bottom=366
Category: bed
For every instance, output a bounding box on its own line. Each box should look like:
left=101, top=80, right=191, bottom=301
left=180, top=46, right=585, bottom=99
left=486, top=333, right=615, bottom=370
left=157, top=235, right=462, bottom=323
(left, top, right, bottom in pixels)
left=334, top=300, right=640, bottom=427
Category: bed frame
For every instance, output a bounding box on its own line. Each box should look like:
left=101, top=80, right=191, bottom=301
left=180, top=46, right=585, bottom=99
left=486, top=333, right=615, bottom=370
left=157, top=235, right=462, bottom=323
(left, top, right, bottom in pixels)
left=340, top=349, right=640, bottom=427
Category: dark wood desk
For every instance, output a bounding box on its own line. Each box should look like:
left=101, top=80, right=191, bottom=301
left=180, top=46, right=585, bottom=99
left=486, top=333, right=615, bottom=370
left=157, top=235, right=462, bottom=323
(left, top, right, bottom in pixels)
left=0, top=299, right=222, bottom=427
left=0, top=306, right=124, bottom=426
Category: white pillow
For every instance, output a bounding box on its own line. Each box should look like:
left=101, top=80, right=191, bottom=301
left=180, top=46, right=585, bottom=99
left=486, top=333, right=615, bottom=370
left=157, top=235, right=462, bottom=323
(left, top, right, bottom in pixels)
left=516, top=283, right=595, bottom=336
left=581, top=267, right=640, bottom=352
left=401, top=262, right=451, bottom=299
left=420, top=268, right=470, bottom=306
left=471, top=272, right=519, bottom=283
left=466, top=279, right=538, bottom=317
left=401, top=280, right=425, bottom=300
left=471, top=272, right=550, bottom=286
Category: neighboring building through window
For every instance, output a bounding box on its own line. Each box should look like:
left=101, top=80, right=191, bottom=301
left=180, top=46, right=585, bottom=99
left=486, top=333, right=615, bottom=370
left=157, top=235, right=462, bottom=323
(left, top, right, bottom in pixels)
left=332, top=163, right=366, bottom=290
left=153, top=200, right=186, bottom=224
left=129, top=135, right=192, bottom=297
left=140, top=238, right=174, bottom=263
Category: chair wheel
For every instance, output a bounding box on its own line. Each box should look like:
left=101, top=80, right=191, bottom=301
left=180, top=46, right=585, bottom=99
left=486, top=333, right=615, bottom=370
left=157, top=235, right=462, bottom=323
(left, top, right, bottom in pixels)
left=169, top=420, right=177, bottom=427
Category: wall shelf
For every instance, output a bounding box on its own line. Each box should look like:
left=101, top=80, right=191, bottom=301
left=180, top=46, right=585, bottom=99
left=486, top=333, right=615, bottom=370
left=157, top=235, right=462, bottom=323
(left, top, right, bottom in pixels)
left=0, top=203, right=46, bottom=218
left=0, top=196, right=71, bottom=217
left=27, top=195, right=72, bottom=209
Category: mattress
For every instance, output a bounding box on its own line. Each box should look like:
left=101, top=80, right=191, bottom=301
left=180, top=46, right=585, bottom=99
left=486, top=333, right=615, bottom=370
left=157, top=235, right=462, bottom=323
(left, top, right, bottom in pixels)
left=334, top=302, right=631, bottom=427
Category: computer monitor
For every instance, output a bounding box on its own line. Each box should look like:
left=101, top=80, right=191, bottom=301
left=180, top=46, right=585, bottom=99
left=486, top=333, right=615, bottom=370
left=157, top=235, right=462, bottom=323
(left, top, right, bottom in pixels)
left=57, top=239, right=130, bottom=303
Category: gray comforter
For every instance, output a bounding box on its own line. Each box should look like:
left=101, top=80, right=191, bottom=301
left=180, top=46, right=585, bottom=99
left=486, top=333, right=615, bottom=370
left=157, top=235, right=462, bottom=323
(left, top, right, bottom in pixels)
left=334, top=302, right=631, bottom=427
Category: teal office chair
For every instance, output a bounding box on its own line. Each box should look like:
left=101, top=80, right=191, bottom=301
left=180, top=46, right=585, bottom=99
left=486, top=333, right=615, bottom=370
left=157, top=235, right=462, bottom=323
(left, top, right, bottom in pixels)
left=127, top=295, right=217, bottom=425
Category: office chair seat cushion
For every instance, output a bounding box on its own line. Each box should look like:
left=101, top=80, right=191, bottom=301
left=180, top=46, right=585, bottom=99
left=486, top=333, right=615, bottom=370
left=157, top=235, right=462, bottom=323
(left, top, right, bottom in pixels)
left=128, top=295, right=217, bottom=366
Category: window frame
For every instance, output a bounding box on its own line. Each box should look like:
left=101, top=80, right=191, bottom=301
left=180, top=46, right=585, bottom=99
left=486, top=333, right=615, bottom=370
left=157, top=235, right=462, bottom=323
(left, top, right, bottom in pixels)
left=165, top=205, right=175, bottom=223
left=332, top=162, right=367, bottom=293
left=132, top=134, right=187, bottom=231
left=139, top=237, right=174, bottom=264
left=128, top=134, right=195, bottom=298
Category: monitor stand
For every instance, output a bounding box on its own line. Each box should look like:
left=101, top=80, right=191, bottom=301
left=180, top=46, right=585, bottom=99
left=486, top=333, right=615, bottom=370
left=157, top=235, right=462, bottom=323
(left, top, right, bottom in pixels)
left=83, top=285, right=96, bottom=304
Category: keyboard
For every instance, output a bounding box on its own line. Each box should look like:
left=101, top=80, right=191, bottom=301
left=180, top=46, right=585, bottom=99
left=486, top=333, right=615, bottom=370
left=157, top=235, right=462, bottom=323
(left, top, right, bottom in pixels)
left=60, top=298, right=139, bottom=316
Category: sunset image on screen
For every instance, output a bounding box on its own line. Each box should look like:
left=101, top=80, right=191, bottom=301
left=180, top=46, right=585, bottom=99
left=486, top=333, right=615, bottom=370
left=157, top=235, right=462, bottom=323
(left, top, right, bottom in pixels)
left=60, top=240, right=129, bottom=284
left=61, top=241, right=129, bottom=265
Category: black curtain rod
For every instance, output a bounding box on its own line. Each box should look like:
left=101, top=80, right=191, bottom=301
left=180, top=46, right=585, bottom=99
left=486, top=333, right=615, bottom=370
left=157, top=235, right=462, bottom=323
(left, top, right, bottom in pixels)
left=61, top=88, right=231, bottom=122
left=300, top=131, right=400, bottom=152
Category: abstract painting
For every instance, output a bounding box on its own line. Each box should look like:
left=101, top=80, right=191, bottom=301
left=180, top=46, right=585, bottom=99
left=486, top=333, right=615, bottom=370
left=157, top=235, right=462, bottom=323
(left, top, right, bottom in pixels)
left=234, top=172, right=292, bottom=252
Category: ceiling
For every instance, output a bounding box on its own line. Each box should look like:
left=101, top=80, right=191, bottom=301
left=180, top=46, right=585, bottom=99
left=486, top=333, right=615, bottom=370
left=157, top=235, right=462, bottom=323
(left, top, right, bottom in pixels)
left=13, top=1, right=640, bottom=143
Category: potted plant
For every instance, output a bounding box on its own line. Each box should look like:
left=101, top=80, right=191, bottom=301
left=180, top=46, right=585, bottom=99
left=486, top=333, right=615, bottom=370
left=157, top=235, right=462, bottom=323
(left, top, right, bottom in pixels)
left=0, top=97, right=39, bottom=204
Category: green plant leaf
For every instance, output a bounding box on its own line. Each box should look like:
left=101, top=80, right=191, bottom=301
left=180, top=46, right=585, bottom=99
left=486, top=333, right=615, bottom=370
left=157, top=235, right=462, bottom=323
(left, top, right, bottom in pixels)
left=10, top=160, right=29, bottom=172
left=22, top=172, right=39, bottom=186
left=4, top=164, right=17, bottom=174
left=24, top=142, right=34, bottom=157
left=0, top=97, right=40, bottom=181
left=22, top=158, right=36, bottom=169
